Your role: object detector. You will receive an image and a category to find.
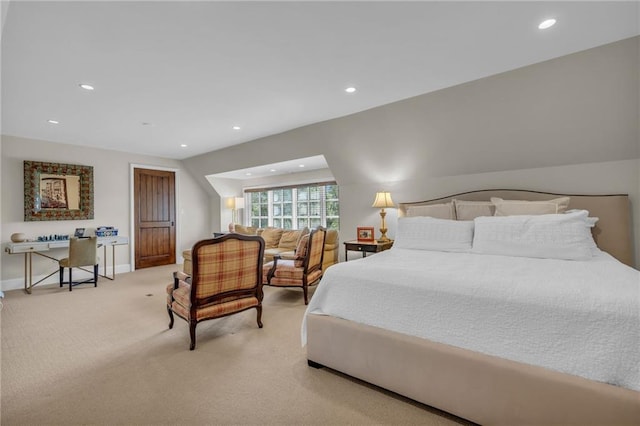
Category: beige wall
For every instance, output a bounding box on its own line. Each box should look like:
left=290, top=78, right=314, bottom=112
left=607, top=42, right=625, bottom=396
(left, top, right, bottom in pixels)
left=2, top=36, right=638, bottom=290
left=183, top=36, right=640, bottom=266
left=1, top=135, right=212, bottom=291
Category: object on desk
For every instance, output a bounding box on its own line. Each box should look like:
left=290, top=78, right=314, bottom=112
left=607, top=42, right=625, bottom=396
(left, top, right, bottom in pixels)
left=10, top=233, right=26, bottom=243
left=58, top=236, right=99, bottom=291
left=95, top=226, right=118, bottom=237
left=37, top=234, right=69, bottom=242
left=74, top=228, right=86, bottom=238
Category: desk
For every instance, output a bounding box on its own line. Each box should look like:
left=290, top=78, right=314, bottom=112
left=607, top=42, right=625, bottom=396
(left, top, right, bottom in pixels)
left=5, top=236, right=129, bottom=294
left=344, top=240, right=393, bottom=260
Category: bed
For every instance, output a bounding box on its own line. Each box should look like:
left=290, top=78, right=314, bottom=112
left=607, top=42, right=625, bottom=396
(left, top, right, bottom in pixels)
left=303, top=189, right=640, bottom=425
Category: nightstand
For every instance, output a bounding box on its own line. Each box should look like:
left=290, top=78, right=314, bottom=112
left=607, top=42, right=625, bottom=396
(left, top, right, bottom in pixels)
left=344, top=240, right=393, bottom=261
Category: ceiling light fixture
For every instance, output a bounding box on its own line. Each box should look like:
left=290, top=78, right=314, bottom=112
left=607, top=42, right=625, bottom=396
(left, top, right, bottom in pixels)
left=232, top=126, right=241, bottom=130
left=180, top=144, right=187, bottom=148
left=79, top=83, right=94, bottom=91
left=245, top=172, right=252, bottom=176
left=345, top=87, right=356, bottom=93
left=47, top=119, right=59, bottom=124
left=298, top=164, right=305, bottom=168
left=538, top=18, right=556, bottom=30
left=270, top=169, right=277, bottom=172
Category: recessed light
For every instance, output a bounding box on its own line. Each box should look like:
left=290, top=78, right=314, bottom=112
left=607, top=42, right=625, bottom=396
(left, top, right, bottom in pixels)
left=298, top=164, right=305, bottom=168
left=270, top=169, right=277, bottom=172
left=232, top=126, right=241, bottom=130
left=47, top=119, right=59, bottom=124
left=538, top=18, right=556, bottom=30
left=79, top=83, right=94, bottom=91
left=245, top=172, right=252, bottom=176
left=345, top=87, right=356, bottom=93
left=180, top=144, right=188, bottom=148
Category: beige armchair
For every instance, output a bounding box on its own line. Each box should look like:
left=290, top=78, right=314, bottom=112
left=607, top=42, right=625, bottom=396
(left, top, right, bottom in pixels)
left=263, top=227, right=326, bottom=305
left=58, top=236, right=99, bottom=291
left=166, top=234, right=265, bottom=350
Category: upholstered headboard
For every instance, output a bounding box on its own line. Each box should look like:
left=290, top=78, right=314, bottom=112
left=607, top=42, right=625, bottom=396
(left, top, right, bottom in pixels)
left=398, top=189, right=633, bottom=266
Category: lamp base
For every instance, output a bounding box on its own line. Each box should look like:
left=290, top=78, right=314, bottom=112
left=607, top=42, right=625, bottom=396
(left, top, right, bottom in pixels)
left=377, top=227, right=390, bottom=243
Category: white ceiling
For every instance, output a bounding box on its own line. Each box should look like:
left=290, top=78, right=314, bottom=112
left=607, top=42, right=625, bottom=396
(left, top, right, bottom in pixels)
left=2, top=1, right=638, bottom=161
left=211, top=154, right=328, bottom=180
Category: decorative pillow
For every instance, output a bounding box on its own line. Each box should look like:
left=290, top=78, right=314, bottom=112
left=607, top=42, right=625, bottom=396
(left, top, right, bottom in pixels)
left=294, top=234, right=310, bottom=267
left=260, top=228, right=283, bottom=249
left=406, top=202, right=456, bottom=220
left=233, top=224, right=257, bottom=235
left=278, top=229, right=303, bottom=250
left=394, top=216, right=474, bottom=252
left=471, top=210, right=597, bottom=261
left=453, top=200, right=495, bottom=220
left=491, top=197, right=570, bottom=216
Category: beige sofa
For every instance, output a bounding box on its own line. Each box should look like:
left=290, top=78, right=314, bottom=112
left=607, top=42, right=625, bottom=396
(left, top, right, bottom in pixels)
left=182, top=225, right=339, bottom=275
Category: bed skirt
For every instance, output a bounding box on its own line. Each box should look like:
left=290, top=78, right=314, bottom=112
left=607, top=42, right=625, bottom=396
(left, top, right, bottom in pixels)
left=306, top=314, right=640, bottom=425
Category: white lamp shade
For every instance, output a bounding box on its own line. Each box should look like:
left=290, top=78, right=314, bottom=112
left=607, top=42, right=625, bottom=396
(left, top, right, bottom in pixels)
left=225, top=197, right=236, bottom=209
left=372, top=191, right=395, bottom=208
left=235, top=197, right=245, bottom=209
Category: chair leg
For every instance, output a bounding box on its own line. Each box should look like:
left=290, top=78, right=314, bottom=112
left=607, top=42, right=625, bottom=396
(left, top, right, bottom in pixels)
left=167, top=306, right=174, bottom=329
left=59, top=267, right=64, bottom=287
left=189, top=320, right=197, bottom=350
left=256, top=305, right=263, bottom=328
left=93, top=264, right=98, bottom=287
left=303, top=284, right=308, bottom=305
left=69, top=268, right=73, bottom=291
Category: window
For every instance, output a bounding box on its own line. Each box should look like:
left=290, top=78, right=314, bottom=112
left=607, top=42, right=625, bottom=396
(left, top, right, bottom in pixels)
left=246, top=183, right=339, bottom=230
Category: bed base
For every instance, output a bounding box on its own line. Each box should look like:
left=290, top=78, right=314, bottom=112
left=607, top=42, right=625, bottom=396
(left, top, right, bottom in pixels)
left=306, top=314, right=640, bottom=425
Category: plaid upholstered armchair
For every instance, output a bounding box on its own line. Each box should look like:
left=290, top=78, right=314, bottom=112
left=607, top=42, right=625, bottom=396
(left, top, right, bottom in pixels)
left=166, top=234, right=265, bottom=350
left=263, top=227, right=327, bottom=305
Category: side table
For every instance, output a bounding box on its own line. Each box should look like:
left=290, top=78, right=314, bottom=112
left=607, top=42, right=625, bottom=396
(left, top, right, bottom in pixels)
left=344, top=240, right=393, bottom=261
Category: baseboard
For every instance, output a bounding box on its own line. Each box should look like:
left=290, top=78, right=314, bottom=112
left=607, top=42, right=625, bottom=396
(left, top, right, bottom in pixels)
left=1, top=264, right=132, bottom=292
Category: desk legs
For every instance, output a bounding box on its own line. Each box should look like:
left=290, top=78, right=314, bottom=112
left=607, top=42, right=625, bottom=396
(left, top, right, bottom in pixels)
left=101, top=244, right=117, bottom=280
left=24, top=252, right=30, bottom=294
left=23, top=251, right=62, bottom=294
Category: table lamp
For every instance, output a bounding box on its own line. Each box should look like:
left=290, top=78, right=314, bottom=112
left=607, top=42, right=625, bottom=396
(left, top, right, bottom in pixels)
left=372, top=191, right=395, bottom=242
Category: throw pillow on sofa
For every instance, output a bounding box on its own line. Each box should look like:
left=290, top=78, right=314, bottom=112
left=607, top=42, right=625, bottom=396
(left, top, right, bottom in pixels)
left=260, top=228, right=284, bottom=248
left=232, top=224, right=258, bottom=235
left=278, top=229, right=302, bottom=250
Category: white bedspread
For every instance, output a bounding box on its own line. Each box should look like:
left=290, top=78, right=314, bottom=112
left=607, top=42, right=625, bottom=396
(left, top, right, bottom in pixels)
left=302, top=248, right=640, bottom=391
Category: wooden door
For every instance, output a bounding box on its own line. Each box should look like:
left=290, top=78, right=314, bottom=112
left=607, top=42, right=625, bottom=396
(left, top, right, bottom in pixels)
left=134, top=168, right=176, bottom=269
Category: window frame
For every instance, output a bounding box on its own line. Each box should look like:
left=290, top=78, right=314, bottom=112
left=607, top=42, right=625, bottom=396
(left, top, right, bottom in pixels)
left=244, top=182, right=339, bottom=230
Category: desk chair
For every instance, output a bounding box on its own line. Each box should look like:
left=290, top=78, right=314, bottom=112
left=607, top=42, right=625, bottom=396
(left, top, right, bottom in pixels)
left=59, top=236, right=99, bottom=291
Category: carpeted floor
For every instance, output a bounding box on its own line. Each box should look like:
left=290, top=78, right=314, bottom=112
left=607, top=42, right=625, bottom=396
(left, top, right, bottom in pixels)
left=1, top=264, right=471, bottom=425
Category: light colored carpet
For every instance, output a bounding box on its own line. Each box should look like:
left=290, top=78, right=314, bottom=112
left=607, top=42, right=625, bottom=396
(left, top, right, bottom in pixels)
left=1, top=264, right=471, bottom=425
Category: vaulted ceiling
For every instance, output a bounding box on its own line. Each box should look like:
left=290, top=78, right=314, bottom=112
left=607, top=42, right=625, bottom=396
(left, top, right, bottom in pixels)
left=2, top=1, right=638, bottom=160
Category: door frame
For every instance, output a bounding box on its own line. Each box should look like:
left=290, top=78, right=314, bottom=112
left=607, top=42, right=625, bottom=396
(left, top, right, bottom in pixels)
left=129, top=163, right=181, bottom=272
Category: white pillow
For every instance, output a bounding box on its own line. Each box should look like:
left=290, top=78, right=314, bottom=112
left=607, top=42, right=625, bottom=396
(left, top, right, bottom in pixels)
left=491, top=197, right=570, bottom=216
left=406, top=202, right=456, bottom=219
left=394, top=216, right=473, bottom=252
left=471, top=210, right=597, bottom=261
